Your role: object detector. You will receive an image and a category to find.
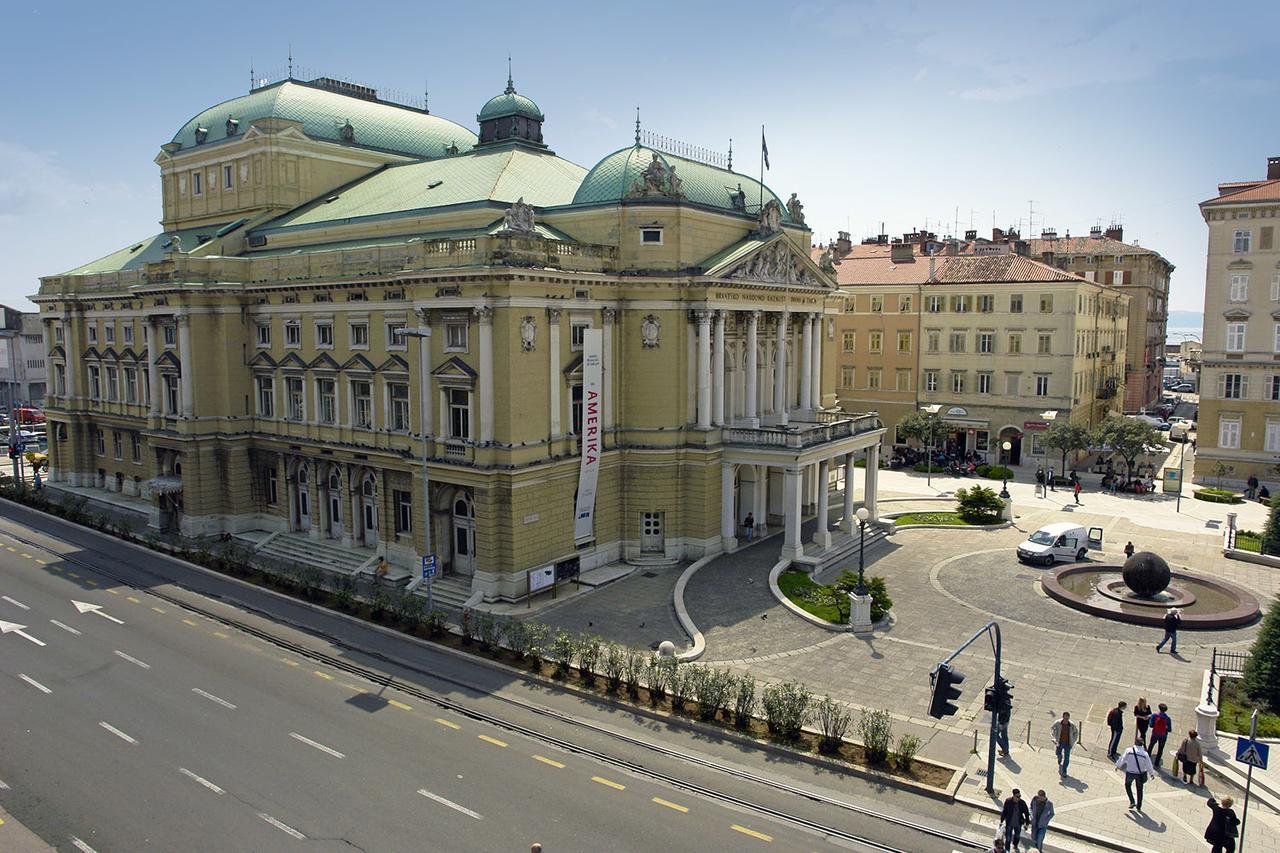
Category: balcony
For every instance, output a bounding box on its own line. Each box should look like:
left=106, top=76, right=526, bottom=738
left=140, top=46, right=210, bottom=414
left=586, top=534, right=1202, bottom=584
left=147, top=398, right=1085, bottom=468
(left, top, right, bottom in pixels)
left=724, top=412, right=882, bottom=450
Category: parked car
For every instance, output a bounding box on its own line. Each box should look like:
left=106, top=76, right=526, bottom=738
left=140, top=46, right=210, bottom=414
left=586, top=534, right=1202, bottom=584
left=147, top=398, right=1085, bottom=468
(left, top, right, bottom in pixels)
left=1170, top=383, right=1195, bottom=393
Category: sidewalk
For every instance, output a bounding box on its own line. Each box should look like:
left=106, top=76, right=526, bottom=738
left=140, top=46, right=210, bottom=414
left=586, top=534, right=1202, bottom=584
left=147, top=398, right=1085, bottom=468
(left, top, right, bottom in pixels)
left=957, top=737, right=1280, bottom=852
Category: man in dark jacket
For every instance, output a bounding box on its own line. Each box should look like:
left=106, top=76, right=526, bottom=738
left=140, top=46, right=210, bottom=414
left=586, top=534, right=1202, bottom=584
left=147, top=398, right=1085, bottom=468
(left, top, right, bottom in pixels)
left=1106, top=701, right=1127, bottom=759
left=1156, top=607, right=1182, bottom=654
left=1000, top=788, right=1030, bottom=851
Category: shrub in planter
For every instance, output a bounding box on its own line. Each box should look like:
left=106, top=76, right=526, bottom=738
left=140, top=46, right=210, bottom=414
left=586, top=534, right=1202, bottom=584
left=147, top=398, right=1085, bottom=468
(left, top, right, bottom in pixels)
left=815, top=695, right=852, bottom=754
left=523, top=622, right=550, bottom=665
left=368, top=586, right=391, bottom=620
left=460, top=608, right=480, bottom=644
left=575, top=634, right=603, bottom=686
left=912, top=461, right=941, bottom=474
left=1195, top=487, right=1242, bottom=504
left=669, top=663, right=691, bottom=711
left=623, top=648, right=644, bottom=699
left=601, top=642, right=626, bottom=692
left=733, top=673, right=757, bottom=728
left=761, top=680, right=812, bottom=741
left=332, top=575, right=358, bottom=611
left=982, top=465, right=1014, bottom=481
left=1244, top=594, right=1280, bottom=712
left=858, top=708, right=894, bottom=764
left=894, top=733, right=923, bottom=771
left=395, top=592, right=425, bottom=630
left=865, top=577, right=893, bottom=622
left=476, top=612, right=503, bottom=651
left=955, top=485, right=1004, bottom=524
left=424, top=608, right=449, bottom=638
left=505, top=619, right=530, bottom=657
left=550, top=630, right=575, bottom=679
left=645, top=654, right=674, bottom=703
left=692, top=667, right=734, bottom=722
left=298, top=566, right=324, bottom=599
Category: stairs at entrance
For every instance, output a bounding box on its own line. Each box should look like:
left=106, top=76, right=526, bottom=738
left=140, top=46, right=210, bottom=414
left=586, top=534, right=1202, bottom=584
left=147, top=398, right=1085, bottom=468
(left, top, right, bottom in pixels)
left=254, top=532, right=372, bottom=575
left=795, top=524, right=890, bottom=574
left=415, top=574, right=473, bottom=611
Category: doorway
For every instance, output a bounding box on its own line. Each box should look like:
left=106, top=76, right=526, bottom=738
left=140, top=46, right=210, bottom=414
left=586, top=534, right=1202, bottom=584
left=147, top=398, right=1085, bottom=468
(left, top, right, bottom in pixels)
left=640, top=511, right=665, bottom=553
left=325, top=469, right=344, bottom=540
left=451, top=493, right=475, bottom=575
left=999, top=427, right=1023, bottom=466
left=359, top=475, right=378, bottom=548
left=295, top=465, right=311, bottom=532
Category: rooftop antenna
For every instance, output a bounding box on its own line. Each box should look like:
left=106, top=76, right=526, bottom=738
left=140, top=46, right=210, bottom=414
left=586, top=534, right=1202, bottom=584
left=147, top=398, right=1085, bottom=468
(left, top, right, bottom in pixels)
left=1027, top=199, right=1036, bottom=236
left=288, top=43, right=293, bottom=79
left=727, top=138, right=733, bottom=171
left=634, top=107, right=641, bottom=146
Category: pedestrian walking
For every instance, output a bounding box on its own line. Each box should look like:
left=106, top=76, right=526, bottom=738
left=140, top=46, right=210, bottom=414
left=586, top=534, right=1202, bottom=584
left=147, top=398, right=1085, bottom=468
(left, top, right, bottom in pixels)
left=1035, top=467, right=1045, bottom=497
left=1246, top=474, right=1259, bottom=500
left=1048, top=466, right=1056, bottom=491
left=1156, top=607, right=1182, bottom=654
left=743, top=511, right=755, bottom=541
left=1050, top=711, right=1078, bottom=775
left=1029, top=790, right=1054, bottom=853
left=1106, top=701, right=1127, bottom=759
left=1069, top=469, right=1079, bottom=485
left=1149, top=703, right=1172, bottom=766
left=1133, top=697, right=1152, bottom=745
left=995, top=704, right=1011, bottom=757
left=1176, top=729, right=1203, bottom=785
left=1123, top=540, right=1136, bottom=559
left=999, top=788, right=1030, bottom=851
left=1116, top=739, right=1154, bottom=811
left=1204, top=796, right=1240, bottom=853
left=1072, top=479, right=1082, bottom=505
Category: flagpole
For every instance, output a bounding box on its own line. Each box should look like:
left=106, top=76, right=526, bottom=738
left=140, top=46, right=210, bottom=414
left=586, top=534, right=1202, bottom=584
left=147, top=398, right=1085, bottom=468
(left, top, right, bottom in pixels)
left=759, top=124, right=765, bottom=213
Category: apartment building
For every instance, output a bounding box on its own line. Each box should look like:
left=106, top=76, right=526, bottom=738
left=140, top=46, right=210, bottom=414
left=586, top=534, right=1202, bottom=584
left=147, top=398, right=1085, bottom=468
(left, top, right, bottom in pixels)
left=0, top=308, right=47, bottom=408
left=831, top=242, right=1128, bottom=465
left=1195, top=156, right=1280, bottom=488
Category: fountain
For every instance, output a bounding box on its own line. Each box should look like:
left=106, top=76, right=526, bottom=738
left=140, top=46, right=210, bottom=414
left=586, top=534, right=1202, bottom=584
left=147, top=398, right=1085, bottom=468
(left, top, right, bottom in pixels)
left=1042, top=551, right=1260, bottom=628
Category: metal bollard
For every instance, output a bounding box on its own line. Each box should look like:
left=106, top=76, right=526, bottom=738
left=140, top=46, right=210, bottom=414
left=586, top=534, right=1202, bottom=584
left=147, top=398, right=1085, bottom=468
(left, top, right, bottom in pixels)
left=973, top=729, right=979, bottom=753
left=1026, top=720, right=1032, bottom=745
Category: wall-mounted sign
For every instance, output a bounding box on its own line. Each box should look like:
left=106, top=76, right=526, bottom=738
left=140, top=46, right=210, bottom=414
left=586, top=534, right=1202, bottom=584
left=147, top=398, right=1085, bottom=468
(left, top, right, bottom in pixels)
left=528, top=565, right=555, bottom=594
left=1023, top=421, right=1049, bottom=430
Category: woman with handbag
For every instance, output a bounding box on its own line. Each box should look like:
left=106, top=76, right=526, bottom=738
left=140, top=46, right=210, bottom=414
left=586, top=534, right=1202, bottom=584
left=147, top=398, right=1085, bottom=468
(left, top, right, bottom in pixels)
left=1175, top=729, right=1202, bottom=785
left=1204, top=796, right=1240, bottom=853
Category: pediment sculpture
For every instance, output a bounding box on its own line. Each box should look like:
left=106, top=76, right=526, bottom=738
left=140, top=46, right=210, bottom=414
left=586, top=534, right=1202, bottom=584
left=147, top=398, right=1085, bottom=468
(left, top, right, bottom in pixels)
left=627, top=153, right=684, bottom=199
left=786, top=193, right=805, bottom=225
left=755, top=198, right=783, bottom=236
left=818, top=248, right=836, bottom=274
left=501, top=197, right=535, bottom=235
left=727, top=241, right=817, bottom=286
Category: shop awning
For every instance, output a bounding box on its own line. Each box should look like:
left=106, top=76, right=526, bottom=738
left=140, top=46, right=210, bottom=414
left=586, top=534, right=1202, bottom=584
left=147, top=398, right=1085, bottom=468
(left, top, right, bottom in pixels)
left=142, top=476, right=183, bottom=497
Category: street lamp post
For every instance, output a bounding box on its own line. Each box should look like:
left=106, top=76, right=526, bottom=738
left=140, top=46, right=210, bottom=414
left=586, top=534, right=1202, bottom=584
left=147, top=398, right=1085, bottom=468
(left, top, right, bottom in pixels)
left=848, top=505, right=874, bottom=632
left=921, top=404, right=942, bottom=488
left=1000, top=440, right=1012, bottom=499
left=855, top=506, right=870, bottom=595
left=402, top=327, right=434, bottom=611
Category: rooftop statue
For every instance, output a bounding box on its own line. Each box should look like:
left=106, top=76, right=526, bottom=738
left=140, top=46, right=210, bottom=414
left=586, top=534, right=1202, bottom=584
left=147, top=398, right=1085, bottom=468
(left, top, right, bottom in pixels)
left=786, top=193, right=805, bottom=225
left=628, top=152, right=685, bottom=199
left=501, top=197, right=535, bottom=235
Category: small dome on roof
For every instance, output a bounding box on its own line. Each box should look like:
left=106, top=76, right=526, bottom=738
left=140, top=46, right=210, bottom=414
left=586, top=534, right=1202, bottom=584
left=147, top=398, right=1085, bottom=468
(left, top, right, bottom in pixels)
left=478, top=91, right=544, bottom=122
left=476, top=69, right=546, bottom=147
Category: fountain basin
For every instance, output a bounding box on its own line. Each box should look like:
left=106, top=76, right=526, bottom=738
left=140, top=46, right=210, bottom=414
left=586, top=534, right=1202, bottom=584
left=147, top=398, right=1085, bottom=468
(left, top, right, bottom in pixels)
left=1042, top=564, right=1259, bottom=628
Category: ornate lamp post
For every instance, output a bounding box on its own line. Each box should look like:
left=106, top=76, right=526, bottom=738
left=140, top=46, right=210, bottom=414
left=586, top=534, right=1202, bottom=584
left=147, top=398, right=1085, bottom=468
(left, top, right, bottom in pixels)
left=921, top=403, right=942, bottom=488
left=854, top=506, right=871, bottom=594
left=1000, top=440, right=1012, bottom=499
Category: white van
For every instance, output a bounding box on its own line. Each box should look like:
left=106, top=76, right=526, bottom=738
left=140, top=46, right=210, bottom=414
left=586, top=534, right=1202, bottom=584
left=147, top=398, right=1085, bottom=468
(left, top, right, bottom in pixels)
left=1016, top=522, right=1103, bottom=566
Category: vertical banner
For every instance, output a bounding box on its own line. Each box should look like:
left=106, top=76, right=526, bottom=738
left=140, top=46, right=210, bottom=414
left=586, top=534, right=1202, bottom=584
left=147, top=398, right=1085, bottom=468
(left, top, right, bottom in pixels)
left=573, top=329, right=603, bottom=543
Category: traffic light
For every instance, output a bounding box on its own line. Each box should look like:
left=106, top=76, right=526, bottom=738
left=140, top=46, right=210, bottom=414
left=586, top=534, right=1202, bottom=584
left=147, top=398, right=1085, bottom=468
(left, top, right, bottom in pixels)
left=6, top=445, right=15, bottom=460
left=928, top=663, right=965, bottom=719
left=994, top=676, right=1013, bottom=717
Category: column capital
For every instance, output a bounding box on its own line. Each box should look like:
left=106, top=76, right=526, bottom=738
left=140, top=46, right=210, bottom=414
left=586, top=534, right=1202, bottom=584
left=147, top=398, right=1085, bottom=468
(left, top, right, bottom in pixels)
left=694, top=309, right=713, bottom=324
left=474, top=305, right=494, bottom=324
left=747, top=309, right=761, bottom=321
left=414, top=306, right=432, bottom=325
left=784, top=465, right=803, bottom=476
left=176, top=313, right=191, bottom=327
left=546, top=306, right=562, bottom=321
left=601, top=306, right=617, bottom=324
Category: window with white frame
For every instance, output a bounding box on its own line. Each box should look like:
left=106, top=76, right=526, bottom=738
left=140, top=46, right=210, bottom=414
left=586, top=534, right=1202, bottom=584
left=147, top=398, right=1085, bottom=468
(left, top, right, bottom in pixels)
left=284, top=321, right=301, bottom=347
left=1229, top=273, right=1250, bottom=302
left=1035, top=375, right=1050, bottom=396
left=1008, top=333, right=1022, bottom=354
left=1219, top=416, right=1241, bottom=449
left=349, top=322, right=369, bottom=348
left=223, top=164, right=233, bottom=189
left=640, top=227, right=663, bottom=245
left=54, top=324, right=64, bottom=344
left=867, top=368, right=882, bottom=390
left=445, top=320, right=468, bottom=351
left=95, top=429, right=105, bottom=455
left=949, top=331, right=966, bottom=353
left=88, top=365, right=101, bottom=399
left=1111, top=270, right=1125, bottom=285
left=1039, top=294, right=1054, bottom=313
left=104, top=324, right=115, bottom=345
left=870, top=295, right=883, bottom=313
left=87, top=324, right=97, bottom=344
left=897, top=331, right=911, bottom=353
left=1038, top=333, right=1052, bottom=355
left=951, top=295, right=971, bottom=313
left=112, top=431, right=122, bottom=460
left=163, top=324, right=176, bottom=346
left=124, top=368, right=137, bottom=403
left=122, top=324, right=133, bottom=345
left=1010, top=294, right=1023, bottom=313
left=265, top=466, right=278, bottom=505
left=163, top=374, right=179, bottom=415
left=1234, top=229, right=1251, bottom=253
left=977, top=294, right=994, bottom=313
left=927, top=295, right=943, bottom=313
left=286, top=376, right=304, bottom=420
left=951, top=371, right=965, bottom=393
left=899, top=295, right=913, bottom=312
left=389, top=382, right=410, bottom=432
left=106, top=367, right=118, bottom=401
left=255, top=376, right=274, bottom=418
left=54, top=364, right=66, bottom=395
left=318, top=378, right=337, bottom=424
left=927, top=330, right=940, bottom=352
left=842, top=331, right=855, bottom=352
left=895, top=369, right=911, bottom=391
left=923, top=370, right=938, bottom=392
left=316, top=321, right=334, bottom=348
left=1274, top=323, right=1280, bottom=353
left=571, top=322, right=590, bottom=351
left=1226, top=322, right=1246, bottom=352
left=131, top=432, right=141, bottom=464
left=1267, top=420, right=1280, bottom=453
left=191, top=170, right=202, bottom=196
left=869, top=331, right=883, bottom=353
left=386, top=322, right=406, bottom=349
left=978, top=332, right=994, bottom=353
left=841, top=366, right=854, bottom=388
left=977, top=372, right=992, bottom=394
left=447, top=387, right=471, bottom=439
left=351, top=380, right=372, bottom=428
left=1219, top=373, right=1247, bottom=399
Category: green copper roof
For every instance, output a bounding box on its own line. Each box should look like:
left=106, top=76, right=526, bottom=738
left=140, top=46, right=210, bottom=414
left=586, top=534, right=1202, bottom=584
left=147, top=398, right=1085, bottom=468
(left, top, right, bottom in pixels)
left=62, top=224, right=229, bottom=275
left=478, top=92, right=543, bottom=122
left=257, top=147, right=586, bottom=233
left=571, top=145, right=793, bottom=222
left=169, top=80, right=477, bottom=159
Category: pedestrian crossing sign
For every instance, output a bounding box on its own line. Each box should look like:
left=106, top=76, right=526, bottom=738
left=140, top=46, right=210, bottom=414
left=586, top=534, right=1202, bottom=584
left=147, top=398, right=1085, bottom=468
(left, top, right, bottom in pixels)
left=1236, top=738, right=1269, bottom=770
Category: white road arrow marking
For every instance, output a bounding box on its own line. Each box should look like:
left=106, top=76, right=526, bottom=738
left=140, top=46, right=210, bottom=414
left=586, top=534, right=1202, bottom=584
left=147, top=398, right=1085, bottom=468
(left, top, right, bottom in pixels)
left=72, top=600, right=124, bottom=624
left=0, top=620, right=46, bottom=646
left=2, top=595, right=30, bottom=610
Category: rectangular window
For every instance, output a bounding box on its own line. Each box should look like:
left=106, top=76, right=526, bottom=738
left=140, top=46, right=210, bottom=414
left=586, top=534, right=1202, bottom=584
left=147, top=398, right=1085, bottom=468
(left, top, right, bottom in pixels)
left=265, top=466, right=278, bottom=506
left=977, top=295, right=994, bottom=313
left=95, top=429, right=105, bottom=456
left=352, top=380, right=372, bottom=428
left=571, top=322, right=589, bottom=351
left=1009, top=294, right=1023, bottom=313
left=164, top=374, right=179, bottom=415
left=223, top=164, right=233, bottom=189
left=87, top=324, right=97, bottom=344
left=124, top=368, right=137, bottom=403
left=318, top=379, right=336, bottom=424
left=1230, top=274, right=1249, bottom=302
left=977, top=373, right=992, bottom=394
left=316, top=322, right=334, bottom=348
left=951, top=372, right=966, bottom=394
left=104, top=324, right=115, bottom=344
left=1006, top=373, right=1021, bottom=396
left=447, top=388, right=471, bottom=439
left=1111, top=270, right=1125, bottom=285
left=256, top=323, right=271, bottom=347
left=1039, top=294, right=1053, bottom=313
left=640, top=228, right=663, bottom=244
left=1262, top=226, right=1275, bottom=251
left=840, top=366, right=854, bottom=388
left=286, top=376, right=304, bottom=420
left=445, top=321, right=468, bottom=351
left=112, top=431, right=122, bottom=460
left=394, top=489, right=413, bottom=534
left=1272, top=274, right=1280, bottom=302
left=896, top=331, right=911, bottom=353
left=386, top=322, right=406, bottom=349
left=54, top=325, right=64, bottom=344
left=1234, top=229, right=1252, bottom=253
left=130, top=433, right=141, bottom=464
left=923, top=370, right=938, bottom=392
left=1008, top=333, right=1022, bottom=354
left=349, top=322, right=369, bottom=348
left=572, top=384, right=584, bottom=434
left=191, top=170, right=202, bottom=195
left=1270, top=375, right=1280, bottom=401
left=1035, top=375, right=1050, bottom=396
left=106, top=367, right=119, bottom=401
left=927, top=295, right=943, bottom=313
left=54, top=364, right=66, bottom=395
left=869, top=295, right=883, bottom=313
left=122, top=324, right=133, bottom=345
left=977, top=332, right=994, bottom=354
left=256, top=376, right=274, bottom=418
left=1219, top=373, right=1247, bottom=399
left=899, top=295, right=913, bottom=312
left=163, top=324, right=176, bottom=346
left=1219, top=417, right=1241, bottom=449
left=895, top=369, right=911, bottom=391
left=927, top=330, right=940, bottom=353
left=89, top=366, right=101, bottom=399
left=868, top=331, right=883, bottom=353
left=949, top=332, right=966, bottom=353
left=1038, top=333, right=1052, bottom=355
left=389, top=382, right=410, bottom=432
left=951, top=295, right=971, bottom=313
left=842, top=331, right=856, bottom=353
left=867, top=368, right=882, bottom=390
left=284, top=322, right=301, bottom=347
left=1226, top=322, right=1246, bottom=352
left=1267, top=421, right=1280, bottom=453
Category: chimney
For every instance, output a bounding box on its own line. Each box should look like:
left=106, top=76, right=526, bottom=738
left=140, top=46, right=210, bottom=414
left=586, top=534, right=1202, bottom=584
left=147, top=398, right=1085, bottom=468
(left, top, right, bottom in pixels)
left=1013, top=240, right=1029, bottom=257
left=1089, top=225, right=1103, bottom=238
left=1269, top=156, right=1280, bottom=180
left=890, top=242, right=914, bottom=262
left=964, top=229, right=977, bottom=241
left=1104, top=224, right=1124, bottom=242
left=992, top=227, right=1006, bottom=242
left=836, top=230, right=852, bottom=257
left=945, top=240, right=959, bottom=256
left=877, top=232, right=889, bottom=245
left=1041, top=251, right=1055, bottom=265
left=1040, top=228, right=1057, bottom=240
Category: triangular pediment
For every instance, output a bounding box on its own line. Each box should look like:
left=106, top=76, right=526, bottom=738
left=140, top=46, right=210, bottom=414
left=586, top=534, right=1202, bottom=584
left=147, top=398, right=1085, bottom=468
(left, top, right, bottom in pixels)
left=49, top=345, right=66, bottom=359
left=341, top=354, right=377, bottom=372
left=155, top=350, right=182, bottom=368
left=431, top=356, right=477, bottom=379
left=377, top=355, right=409, bottom=373
left=279, top=352, right=308, bottom=370
left=1223, top=308, right=1252, bottom=321
left=309, top=352, right=341, bottom=371
left=249, top=351, right=278, bottom=368
left=563, top=354, right=583, bottom=377
left=100, top=347, right=120, bottom=361
left=118, top=347, right=139, bottom=362
left=700, top=233, right=832, bottom=288
left=83, top=346, right=101, bottom=360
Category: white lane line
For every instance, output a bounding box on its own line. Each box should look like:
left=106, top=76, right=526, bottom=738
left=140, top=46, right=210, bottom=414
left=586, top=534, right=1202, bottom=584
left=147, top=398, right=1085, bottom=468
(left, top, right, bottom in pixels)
left=113, top=650, right=151, bottom=670
left=0, top=777, right=10, bottom=789
left=2, top=595, right=30, bottom=610
left=289, top=732, right=345, bottom=759
left=417, top=789, right=483, bottom=820
left=19, top=673, right=51, bottom=694
left=49, top=619, right=82, bottom=636
left=191, top=687, right=237, bottom=709
left=257, top=812, right=306, bottom=839
left=98, top=721, right=137, bottom=744
left=71, top=837, right=99, bottom=853
left=179, top=767, right=225, bottom=795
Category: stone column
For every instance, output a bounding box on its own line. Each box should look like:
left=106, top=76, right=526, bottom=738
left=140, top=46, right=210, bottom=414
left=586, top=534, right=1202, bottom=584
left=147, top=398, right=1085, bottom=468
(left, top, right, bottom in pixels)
left=773, top=313, right=789, bottom=426
left=745, top=311, right=759, bottom=427
left=812, top=458, right=832, bottom=549
left=547, top=308, right=561, bottom=438
left=720, top=461, right=737, bottom=551
left=753, top=464, right=769, bottom=538
left=696, top=310, right=712, bottom=429
left=147, top=318, right=161, bottom=417
left=601, top=307, right=616, bottom=435
left=415, top=308, right=433, bottom=442
left=841, top=452, right=856, bottom=532
left=476, top=306, right=494, bottom=444
left=781, top=465, right=803, bottom=561
left=712, top=310, right=725, bottom=426
left=811, top=314, right=823, bottom=410
left=177, top=314, right=194, bottom=418
left=864, top=444, right=880, bottom=520
left=800, top=313, right=813, bottom=412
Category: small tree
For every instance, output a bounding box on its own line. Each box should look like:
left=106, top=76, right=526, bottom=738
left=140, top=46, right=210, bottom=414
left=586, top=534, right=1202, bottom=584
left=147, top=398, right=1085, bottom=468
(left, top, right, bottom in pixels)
left=1244, top=595, right=1280, bottom=712
left=1043, top=419, right=1094, bottom=474
left=897, top=410, right=948, bottom=473
left=955, top=485, right=1004, bottom=524
left=1096, top=417, right=1161, bottom=482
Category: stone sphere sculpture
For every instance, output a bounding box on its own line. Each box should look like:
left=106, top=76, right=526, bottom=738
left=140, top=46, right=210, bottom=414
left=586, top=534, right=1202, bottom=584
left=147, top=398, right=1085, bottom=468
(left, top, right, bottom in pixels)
left=1121, top=551, right=1172, bottom=598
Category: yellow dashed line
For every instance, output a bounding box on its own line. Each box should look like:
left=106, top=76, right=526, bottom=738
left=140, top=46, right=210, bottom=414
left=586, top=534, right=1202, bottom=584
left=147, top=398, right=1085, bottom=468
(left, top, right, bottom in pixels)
left=477, top=735, right=508, bottom=748
left=126, top=596, right=141, bottom=604
left=182, top=619, right=198, bottom=627
left=151, top=607, right=165, bottom=614
left=67, top=571, right=79, bottom=578
left=388, top=699, right=412, bottom=711
left=84, top=579, right=98, bottom=586
left=20, top=553, right=32, bottom=559
left=34, top=558, right=46, bottom=565
left=5, top=546, right=16, bottom=552
left=652, top=797, right=688, bottom=813
left=730, top=825, right=772, bottom=842
left=340, top=683, right=364, bottom=692
left=212, top=631, right=229, bottom=639
left=434, top=718, right=461, bottom=730
left=591, top=776, right=625, bottom=790
left=107, top=588, right=120, bottom=595
left=532, top=755, right=565, bottom=769
left=313, top=671, right=334, bottom=681
left=280, top=658, right=300, bottom=667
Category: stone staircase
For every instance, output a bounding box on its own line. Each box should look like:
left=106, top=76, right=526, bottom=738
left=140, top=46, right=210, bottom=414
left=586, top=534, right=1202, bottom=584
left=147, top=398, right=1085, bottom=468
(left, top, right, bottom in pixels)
left=254, top=531, right=374, bottom=576
left=796, top=523, right=890, bottom=575
left=413, top=574, right=474, bottom=611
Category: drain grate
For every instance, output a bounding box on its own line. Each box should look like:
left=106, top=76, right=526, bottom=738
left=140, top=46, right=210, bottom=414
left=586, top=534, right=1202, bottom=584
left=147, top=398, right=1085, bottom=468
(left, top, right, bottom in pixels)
left=1014, top=573, right=1035, bottom=581
left=641, top=571, right=658, bottom=578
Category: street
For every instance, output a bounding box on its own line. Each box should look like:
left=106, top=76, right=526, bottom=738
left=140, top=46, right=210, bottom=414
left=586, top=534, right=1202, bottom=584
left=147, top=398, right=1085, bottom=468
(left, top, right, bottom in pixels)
left=0, top=502, right=991, bottom=853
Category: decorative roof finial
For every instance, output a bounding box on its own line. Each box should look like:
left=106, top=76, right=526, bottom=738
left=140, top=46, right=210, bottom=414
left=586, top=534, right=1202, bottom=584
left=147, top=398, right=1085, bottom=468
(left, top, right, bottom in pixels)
left=287, top=43, right=293, bottom=78
left=727, top=138, right=733, bottom=171
left=249, top=59, right=255, bottom=93
left=424, top=78, right=429, bottom=113
left=505, top=56, right=515, bottom=94
left=634, top=107, right=641, bottom=147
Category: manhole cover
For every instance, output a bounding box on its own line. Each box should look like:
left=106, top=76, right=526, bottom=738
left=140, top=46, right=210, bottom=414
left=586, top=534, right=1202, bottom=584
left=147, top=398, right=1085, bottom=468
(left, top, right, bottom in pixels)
left=1014, top=573, right=1035, bottom=581
left=641, top=571, right=658, bottom=578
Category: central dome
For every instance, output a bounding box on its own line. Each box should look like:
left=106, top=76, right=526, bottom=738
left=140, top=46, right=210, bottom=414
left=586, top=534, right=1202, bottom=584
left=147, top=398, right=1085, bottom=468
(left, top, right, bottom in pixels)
left=478, top=91, right=543, bottom=123
left=476, top=70, right=546, bottom=147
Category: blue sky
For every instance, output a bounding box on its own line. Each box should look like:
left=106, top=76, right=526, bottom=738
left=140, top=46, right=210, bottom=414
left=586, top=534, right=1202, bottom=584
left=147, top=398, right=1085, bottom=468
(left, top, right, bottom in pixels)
left=2, top=0, right=1277, bottom=313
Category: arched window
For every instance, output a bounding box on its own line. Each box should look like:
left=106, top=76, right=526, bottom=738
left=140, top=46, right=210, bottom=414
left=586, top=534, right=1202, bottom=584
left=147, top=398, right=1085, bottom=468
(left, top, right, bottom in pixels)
left=362, top=476, right=376, bottom=498
left=454, top=497, right=472, bottom=518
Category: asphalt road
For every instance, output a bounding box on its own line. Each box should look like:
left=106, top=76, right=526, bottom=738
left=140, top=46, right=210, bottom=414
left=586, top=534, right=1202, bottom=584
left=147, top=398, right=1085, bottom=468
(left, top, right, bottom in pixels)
left=0, top=502, right=993, bottom=853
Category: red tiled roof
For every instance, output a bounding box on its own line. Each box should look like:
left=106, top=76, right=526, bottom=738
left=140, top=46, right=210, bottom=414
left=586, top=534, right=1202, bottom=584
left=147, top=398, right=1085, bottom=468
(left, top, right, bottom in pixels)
left=1025, top=236, right=1156, bottom=257
left=832, top=253, right=1086, bottom=286
left=1201, top=180, right=1280, bottom=207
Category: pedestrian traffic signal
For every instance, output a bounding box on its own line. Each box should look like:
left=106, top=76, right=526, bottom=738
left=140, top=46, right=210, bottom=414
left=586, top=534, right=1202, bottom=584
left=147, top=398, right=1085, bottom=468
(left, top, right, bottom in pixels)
left=928, top=663, right=965, bottom=719
left=993, top=676, right=1013, bottom=716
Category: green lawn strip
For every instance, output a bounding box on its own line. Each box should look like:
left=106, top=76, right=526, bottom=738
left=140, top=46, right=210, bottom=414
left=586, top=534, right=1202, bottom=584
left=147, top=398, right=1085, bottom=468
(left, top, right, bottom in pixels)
left=1219, top=678, right=1280, bottom=738
left=1235, top=533, right=1262, bottom=554
left=893, top=511, right=968, bottom=527
left=777, top=570, right=842, bottom=623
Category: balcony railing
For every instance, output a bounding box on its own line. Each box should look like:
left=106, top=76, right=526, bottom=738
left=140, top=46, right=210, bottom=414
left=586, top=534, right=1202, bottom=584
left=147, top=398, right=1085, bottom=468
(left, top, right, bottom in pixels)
left=724, top=412, right=882, bottom=450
